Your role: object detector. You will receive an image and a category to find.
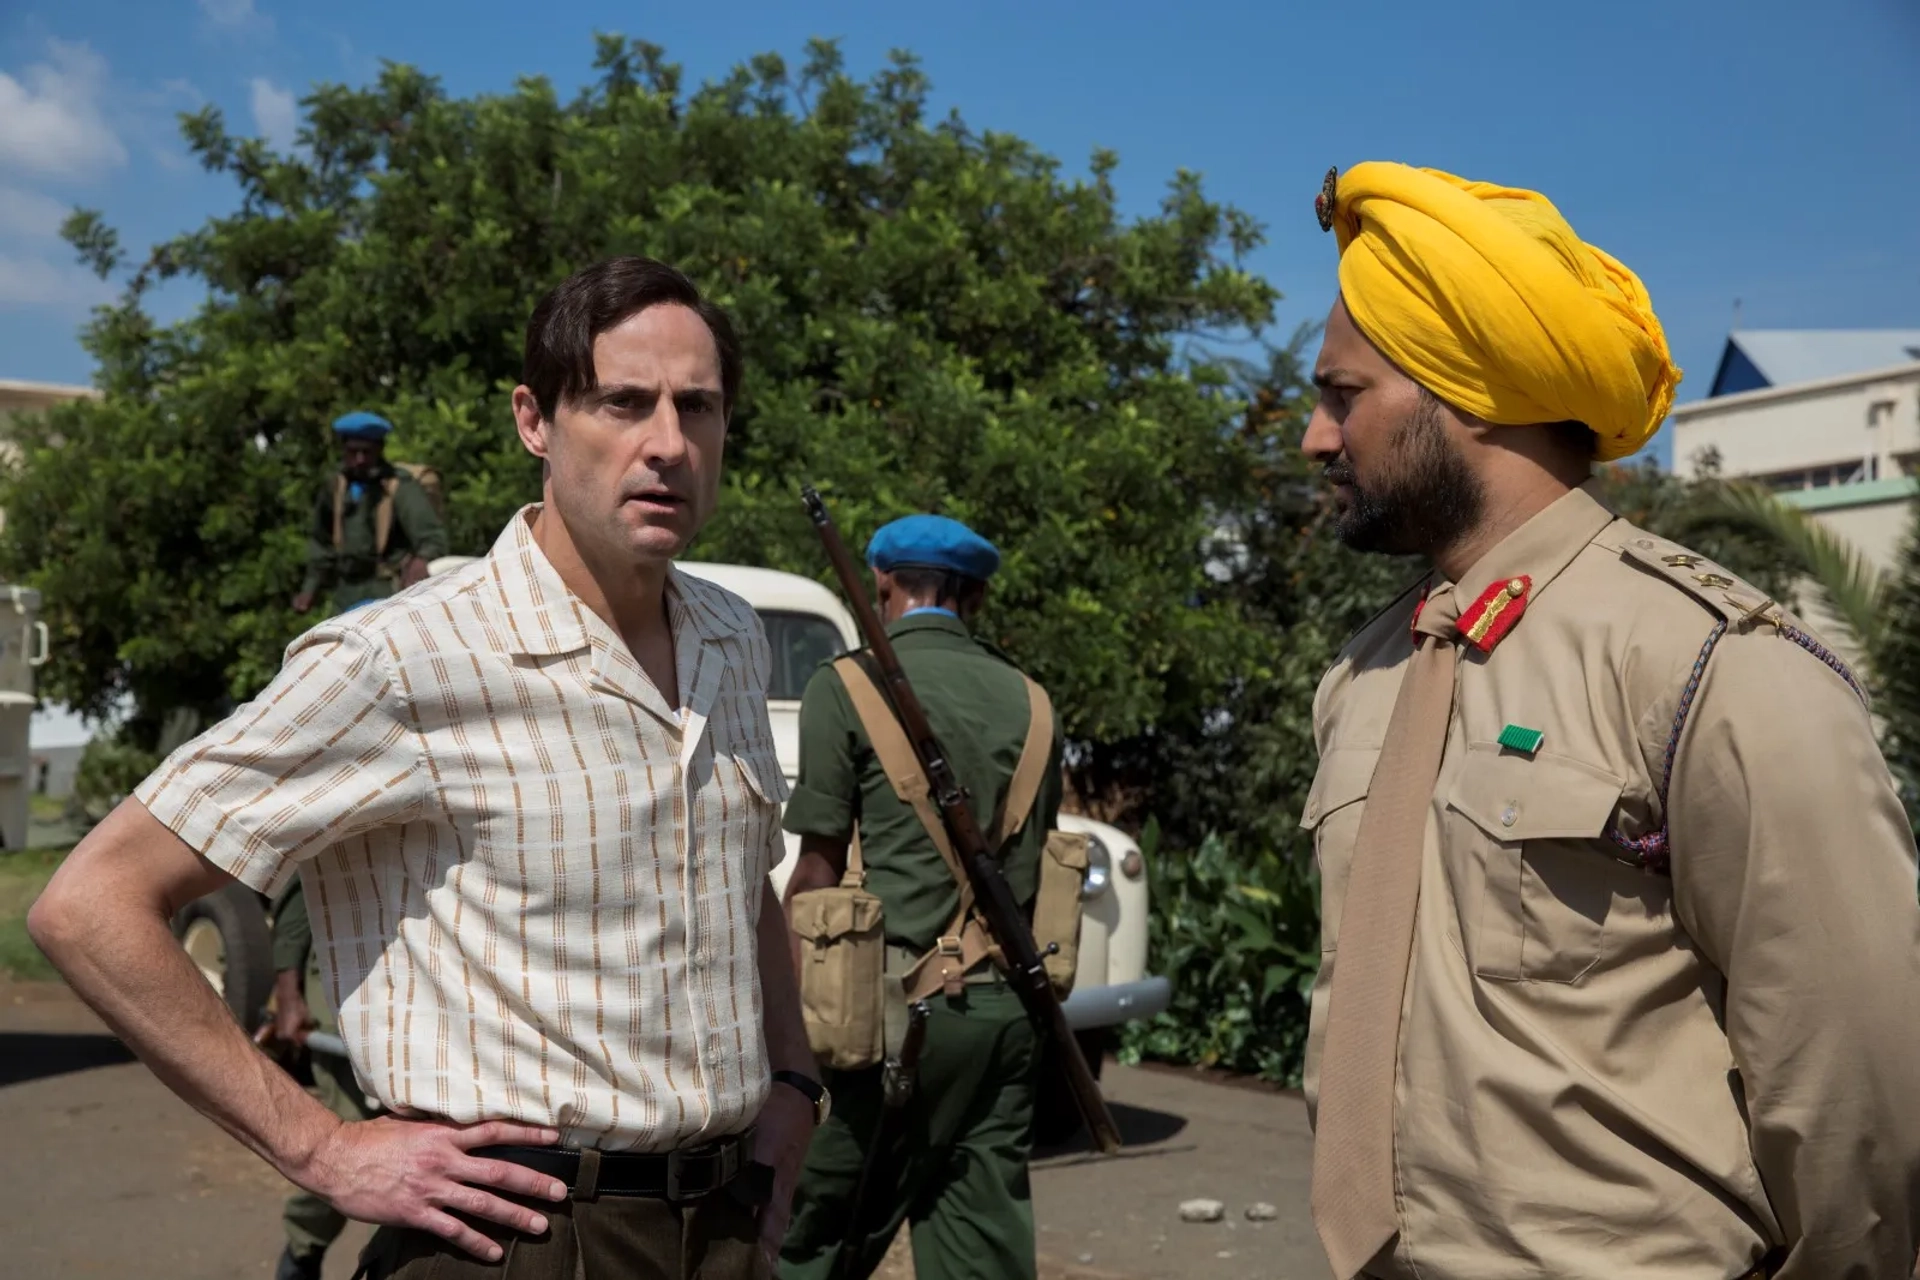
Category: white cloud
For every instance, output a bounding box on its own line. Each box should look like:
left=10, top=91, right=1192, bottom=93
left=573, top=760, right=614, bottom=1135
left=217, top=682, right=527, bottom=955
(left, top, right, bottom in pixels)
left=0, top=254, right=115, bottom=311
left=159, top=78, right=204, bottom=106
left=249, top=77, right=297, bottom=150
left=0, top=40, right=127, bottom=181
left=0, top=186, right=69, bottom=239
left=199, top=0, right=261, bottom=27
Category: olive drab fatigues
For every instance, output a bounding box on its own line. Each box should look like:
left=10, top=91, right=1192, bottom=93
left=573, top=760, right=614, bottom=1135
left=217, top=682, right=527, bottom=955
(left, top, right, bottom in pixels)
left=779, top=611, right=1063, bottom=1280
left=272, top=877, right=379, bottom=1266
left=300, top=465, right=447, bottom=612
left=1303, top=481, right=1920, bottom=1280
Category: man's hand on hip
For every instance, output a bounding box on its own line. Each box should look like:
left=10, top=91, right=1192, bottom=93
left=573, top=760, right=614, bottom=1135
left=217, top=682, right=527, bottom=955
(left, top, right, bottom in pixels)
left=271, top=970, right=313, bottom=1047
left=296, top=1116, right=568, bottom=1262
left=753, top=1084, right=816, bottom=1268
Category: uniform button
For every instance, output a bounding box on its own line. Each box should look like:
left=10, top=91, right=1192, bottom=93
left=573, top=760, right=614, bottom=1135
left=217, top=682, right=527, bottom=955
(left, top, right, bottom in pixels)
left=1635, top=538, right=1653, bottom=549
left=1500, top=804, right=1519, bottom=828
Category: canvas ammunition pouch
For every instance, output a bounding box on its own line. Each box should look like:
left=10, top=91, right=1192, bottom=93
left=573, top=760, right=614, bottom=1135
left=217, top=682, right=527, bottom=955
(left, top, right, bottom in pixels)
left=788, top=836, right=888, bottom=1070
left=831, top=655, right=1081, bottom=1003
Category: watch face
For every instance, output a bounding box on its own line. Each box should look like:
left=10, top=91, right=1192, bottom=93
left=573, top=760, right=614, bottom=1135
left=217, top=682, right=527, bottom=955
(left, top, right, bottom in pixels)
left=816, top=1085, right=832, bottom=1126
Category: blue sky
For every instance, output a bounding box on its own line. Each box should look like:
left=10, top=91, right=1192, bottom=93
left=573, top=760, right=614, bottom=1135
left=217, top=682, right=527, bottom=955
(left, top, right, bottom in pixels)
left=2, top=0, right=1918, bottom=475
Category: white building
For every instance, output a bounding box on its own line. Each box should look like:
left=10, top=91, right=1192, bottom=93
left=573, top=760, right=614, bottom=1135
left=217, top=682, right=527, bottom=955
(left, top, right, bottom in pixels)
left=0, top=380, right=100, bottom=828
left=1668, top=330, right=1920, bottom=573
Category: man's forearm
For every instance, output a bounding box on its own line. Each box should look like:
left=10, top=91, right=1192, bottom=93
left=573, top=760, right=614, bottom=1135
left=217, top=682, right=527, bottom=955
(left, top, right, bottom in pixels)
left=757, top=880, right=815, bottom=1078
left=29, top=806, right=344, bottom=1184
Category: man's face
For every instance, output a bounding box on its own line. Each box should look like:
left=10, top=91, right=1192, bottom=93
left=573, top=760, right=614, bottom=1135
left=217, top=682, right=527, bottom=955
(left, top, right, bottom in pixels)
left=340, top=438, right=383, bottom=480
left=1301, top=297, right=1484, bottom=557
left=517, top=303, right=728, bottom=568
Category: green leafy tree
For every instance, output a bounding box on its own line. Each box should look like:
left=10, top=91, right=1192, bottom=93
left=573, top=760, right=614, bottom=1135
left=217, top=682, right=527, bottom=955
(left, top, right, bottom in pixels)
left=0, top=37, right=1274, bottom=757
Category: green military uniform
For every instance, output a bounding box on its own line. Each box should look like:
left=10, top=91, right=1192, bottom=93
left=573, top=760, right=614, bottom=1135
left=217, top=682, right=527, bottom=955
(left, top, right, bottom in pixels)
left=778, top=609, right=1063, bottom=1280
left=273, top=877, right=379, bottom=1272
left=299, top=463, right=447, bottom=613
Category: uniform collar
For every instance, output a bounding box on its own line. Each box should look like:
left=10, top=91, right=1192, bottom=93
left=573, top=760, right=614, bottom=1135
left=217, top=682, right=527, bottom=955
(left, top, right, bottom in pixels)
left=888, top=610, right=971, bottom=640
left=1425, top=480, right=1618, bottom=653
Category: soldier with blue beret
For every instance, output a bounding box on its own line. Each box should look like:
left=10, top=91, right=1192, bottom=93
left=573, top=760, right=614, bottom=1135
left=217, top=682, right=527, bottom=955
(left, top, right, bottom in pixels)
left=778, top=513, right=1063, bottom=1280
left=292, top=411, right=449, bottom=615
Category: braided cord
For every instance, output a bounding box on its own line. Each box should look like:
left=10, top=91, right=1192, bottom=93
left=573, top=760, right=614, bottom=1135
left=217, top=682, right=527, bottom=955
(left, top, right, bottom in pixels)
left=1608, top=621, right=1726, bottom=876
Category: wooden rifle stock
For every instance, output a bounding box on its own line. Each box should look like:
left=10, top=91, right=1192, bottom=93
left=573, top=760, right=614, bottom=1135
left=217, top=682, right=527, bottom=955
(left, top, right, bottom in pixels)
left=829, top=1000, right=933, bottom=1280
left=800, top=486, right=1122, bottom=1155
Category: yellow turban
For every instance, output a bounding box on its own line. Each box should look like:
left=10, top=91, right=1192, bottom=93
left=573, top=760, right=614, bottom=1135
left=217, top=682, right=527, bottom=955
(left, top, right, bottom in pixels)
left=1325, top=162, right=1680, bottom=461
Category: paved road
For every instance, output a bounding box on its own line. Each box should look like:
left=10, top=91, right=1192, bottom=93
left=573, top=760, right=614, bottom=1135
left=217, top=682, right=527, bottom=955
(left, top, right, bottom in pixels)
left=1, top=979, right=1325, bottom=1279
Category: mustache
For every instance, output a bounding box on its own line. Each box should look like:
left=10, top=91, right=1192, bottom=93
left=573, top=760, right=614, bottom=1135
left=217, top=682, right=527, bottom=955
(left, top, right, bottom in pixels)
left=1323, top=458, right=1356, bottom=486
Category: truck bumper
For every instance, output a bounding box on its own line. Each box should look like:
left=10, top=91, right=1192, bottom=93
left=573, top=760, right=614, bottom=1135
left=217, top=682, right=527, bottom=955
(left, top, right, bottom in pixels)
left=1061, top=975, right=1172, bottom=1031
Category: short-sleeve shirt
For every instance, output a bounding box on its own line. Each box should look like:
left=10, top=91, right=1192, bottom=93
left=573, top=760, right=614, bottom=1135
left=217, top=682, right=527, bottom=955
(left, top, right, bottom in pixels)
left=1302, top=482, right=1920, bottom=1278
left=138, top=506, right=790, bottom=1152
left=780, top=611, right=1062, bottom=951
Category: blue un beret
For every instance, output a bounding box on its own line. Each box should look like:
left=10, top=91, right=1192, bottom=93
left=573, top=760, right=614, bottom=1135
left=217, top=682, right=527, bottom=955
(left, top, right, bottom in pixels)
left=332, top=411, right=393, bottom=440
left=865, top=514, right=1000, bottom=582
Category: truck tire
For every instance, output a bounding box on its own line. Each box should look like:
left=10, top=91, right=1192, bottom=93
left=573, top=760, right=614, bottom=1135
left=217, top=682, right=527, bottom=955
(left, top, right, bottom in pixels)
left=1031, top=1028, right=1111, bottom=1148
left=172, top=882, right=274, bottom=1028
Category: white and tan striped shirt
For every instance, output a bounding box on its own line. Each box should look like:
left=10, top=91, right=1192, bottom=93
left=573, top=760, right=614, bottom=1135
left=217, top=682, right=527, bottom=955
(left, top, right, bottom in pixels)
left=138, top=506, right=790, bottom=1151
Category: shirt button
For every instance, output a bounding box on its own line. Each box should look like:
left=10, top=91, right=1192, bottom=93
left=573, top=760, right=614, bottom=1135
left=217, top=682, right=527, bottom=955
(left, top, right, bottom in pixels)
left=1500, top=804, right=1519, bottom=828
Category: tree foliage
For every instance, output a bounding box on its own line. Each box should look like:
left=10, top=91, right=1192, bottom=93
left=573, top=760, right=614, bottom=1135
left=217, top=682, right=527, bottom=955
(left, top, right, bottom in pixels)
left=1, top=37, right=1274, bottom=758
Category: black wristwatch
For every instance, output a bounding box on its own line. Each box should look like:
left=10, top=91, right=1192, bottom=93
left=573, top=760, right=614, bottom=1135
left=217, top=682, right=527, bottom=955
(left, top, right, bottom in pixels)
left=772, top=1069, right=831, bottom=1125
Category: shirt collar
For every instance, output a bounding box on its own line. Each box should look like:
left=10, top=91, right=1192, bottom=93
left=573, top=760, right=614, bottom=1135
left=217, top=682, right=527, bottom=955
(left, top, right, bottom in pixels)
left=485, top=505, right=746, bottom=657
left=1427, top=480, right=1619, bottom=652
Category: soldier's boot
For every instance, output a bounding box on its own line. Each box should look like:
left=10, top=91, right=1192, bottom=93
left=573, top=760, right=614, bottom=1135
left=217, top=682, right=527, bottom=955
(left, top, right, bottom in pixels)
left=275, top=1243, right=324, bottom=1280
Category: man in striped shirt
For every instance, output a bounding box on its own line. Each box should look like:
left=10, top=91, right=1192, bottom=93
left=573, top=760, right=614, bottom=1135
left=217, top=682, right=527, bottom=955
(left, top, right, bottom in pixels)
left=30, top=256, right=824, bottom=1279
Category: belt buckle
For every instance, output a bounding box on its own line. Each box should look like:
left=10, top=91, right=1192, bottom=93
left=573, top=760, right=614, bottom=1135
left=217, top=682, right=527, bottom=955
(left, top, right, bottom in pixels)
left=663, top=1147, right=687, bottom=1201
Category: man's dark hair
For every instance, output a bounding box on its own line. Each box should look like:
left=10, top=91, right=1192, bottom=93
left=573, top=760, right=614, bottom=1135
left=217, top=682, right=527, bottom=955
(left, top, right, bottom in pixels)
left=1545, top=419, right=1600, bottom=460
left=521, top=256, right=742, bottom=422
left=888, top=566, right=982, bottom=601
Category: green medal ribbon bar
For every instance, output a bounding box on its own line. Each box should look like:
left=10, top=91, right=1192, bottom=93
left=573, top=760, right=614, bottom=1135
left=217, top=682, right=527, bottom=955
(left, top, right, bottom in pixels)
left=1498, top=724, right=1545, bottom=755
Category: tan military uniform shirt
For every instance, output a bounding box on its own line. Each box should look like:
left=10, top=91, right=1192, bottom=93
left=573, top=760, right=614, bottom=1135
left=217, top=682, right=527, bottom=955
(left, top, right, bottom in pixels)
left=1303, top=482, right=1920, bottom=1280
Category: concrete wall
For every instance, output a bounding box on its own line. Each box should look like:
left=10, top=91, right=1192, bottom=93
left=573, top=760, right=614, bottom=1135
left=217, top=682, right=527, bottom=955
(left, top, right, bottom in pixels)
left=1671, top=364, right=1920, bottom=572
left=29, top=743, right=82, bottom=799
left=1672, top=365, right=1920, bottom=482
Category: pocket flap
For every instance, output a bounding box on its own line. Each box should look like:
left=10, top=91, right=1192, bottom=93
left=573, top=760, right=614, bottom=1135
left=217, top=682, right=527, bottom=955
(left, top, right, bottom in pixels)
left=1445, top=741, right=1622, bottom=841
left=1301, top=746, right=1381, bottom=830
left=1044, top=830, right=1090, bottom=872
left=732, top=748, right=791, bottom=805
left=788, top=887, right=883, bottom=942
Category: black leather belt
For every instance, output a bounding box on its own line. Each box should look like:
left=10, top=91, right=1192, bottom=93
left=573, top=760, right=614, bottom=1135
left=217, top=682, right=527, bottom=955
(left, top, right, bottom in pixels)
left=471, top=1129, right=758, bottom=1201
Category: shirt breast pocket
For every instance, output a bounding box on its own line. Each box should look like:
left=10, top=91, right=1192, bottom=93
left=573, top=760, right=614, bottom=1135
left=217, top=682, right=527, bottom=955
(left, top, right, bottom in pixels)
left=1299, top=746, right=1381, bottom=955
left=717, top=743, right=789, bottom=884
left=1443, top=742, right=1625, bottom=984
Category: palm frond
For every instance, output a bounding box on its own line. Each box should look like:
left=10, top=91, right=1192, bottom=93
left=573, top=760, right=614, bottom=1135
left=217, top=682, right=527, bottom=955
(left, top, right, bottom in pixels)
left=1680, top=483, right=1888, bottom=660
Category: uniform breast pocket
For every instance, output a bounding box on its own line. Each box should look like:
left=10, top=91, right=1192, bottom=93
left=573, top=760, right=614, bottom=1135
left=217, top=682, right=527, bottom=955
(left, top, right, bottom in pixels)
left=1299, top=746, right=1381, bottom=954
left=1443, top=742, right=1625, bottom=984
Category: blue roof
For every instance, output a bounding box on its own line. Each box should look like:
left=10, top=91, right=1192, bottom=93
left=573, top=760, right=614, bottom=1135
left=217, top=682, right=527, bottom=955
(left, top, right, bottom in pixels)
left=1708, top=329, right=1920, bottom=397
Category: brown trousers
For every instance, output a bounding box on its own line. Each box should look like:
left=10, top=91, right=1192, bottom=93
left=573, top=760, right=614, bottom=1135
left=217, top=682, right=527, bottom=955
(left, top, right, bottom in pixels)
left=353, top=1189, right=767, bottom=1280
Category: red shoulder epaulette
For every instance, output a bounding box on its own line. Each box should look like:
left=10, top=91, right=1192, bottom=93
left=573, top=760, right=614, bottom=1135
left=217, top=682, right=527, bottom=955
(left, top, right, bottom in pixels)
left=1458, top=575, right=1531, bottom=653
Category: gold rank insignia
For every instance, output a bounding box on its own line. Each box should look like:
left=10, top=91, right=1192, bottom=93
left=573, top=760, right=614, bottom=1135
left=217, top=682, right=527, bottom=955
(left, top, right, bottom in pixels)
left=1458, top=575, right=1532, bottom=653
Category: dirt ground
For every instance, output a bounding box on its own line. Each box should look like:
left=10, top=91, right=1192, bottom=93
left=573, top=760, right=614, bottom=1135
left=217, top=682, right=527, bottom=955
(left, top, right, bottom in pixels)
left=1, top=978, right=1326, bottom=1280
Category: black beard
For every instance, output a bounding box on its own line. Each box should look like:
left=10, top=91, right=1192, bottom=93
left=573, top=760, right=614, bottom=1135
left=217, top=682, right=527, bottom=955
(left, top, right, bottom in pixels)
left=1327, top=397, right=1484, bottom=557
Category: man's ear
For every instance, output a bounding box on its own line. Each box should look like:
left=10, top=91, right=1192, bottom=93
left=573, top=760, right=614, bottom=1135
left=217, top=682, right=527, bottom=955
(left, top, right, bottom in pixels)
left=511, top=385, right=552, bottom=461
